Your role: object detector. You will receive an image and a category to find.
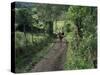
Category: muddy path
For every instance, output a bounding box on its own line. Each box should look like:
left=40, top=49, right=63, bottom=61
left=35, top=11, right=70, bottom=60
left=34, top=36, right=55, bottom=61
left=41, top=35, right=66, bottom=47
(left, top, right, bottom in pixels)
left=31, top=39, right=67, bottom=72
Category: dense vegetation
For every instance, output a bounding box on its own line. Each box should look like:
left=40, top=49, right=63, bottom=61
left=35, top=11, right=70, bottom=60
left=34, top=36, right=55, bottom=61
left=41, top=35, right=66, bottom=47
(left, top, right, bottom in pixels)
left=64, top=6, right=97, bottom=69
left=14, top=2, right=97, bottom=72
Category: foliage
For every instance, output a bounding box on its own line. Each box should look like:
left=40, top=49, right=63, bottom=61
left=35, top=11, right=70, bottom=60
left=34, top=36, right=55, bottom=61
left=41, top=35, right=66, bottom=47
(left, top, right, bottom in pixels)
left=64, top=6, right=97, bottom=69
left=14, top=2, right=97, bottom=72
left=15, top=31, right=53, bottom=72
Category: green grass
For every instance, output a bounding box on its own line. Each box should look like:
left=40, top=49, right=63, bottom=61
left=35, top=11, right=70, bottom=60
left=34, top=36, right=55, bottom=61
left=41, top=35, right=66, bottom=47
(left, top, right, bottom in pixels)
left=64, top=32, right=76, bottom=69
left=64, top=23, right=94, bottom=70
left=15, top=31, right=48, bottom=48
left=15, top=31, right=53, bottom=73
left=24, top=43, right=54, bottom=72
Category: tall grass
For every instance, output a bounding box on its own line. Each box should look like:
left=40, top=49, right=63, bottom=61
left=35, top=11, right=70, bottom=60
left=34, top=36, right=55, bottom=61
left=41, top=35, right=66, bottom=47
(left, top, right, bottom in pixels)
left=15, top=31, right=53, bottom=72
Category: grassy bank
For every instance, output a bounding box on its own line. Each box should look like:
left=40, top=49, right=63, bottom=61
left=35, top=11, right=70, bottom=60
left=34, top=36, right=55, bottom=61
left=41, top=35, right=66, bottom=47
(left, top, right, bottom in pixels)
left=15, top=31, right=53, bottom=72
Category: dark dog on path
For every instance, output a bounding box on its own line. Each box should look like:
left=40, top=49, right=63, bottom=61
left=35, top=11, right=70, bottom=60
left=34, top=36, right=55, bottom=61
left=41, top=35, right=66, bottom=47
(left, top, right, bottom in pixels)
left=58, top=32, right=64, bottom=42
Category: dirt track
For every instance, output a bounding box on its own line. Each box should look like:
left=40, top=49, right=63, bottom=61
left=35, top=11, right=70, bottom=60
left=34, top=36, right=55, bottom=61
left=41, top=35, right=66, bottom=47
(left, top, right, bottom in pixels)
left=31, top=39, right=67, bottom=72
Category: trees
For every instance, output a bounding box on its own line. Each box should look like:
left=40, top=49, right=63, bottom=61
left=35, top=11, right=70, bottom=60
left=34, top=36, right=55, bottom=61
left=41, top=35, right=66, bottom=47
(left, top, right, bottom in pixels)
left=65, top=6, right=97, bottom=69
left=15, top=8, right=33, bottom=47
left=35, top=4, right=69, bottom=35
left=15, top=2, right=97, bottom=71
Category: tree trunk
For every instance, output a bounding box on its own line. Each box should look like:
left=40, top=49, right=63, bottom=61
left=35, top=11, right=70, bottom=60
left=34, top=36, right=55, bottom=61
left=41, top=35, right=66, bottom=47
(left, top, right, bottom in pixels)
left=23, top=24, right=27, bottom=47
left=47, top=21, right=53, bottom=35
left=75, top=17, right=82, bottom=38
left=31, top=31, right=34, bottom=46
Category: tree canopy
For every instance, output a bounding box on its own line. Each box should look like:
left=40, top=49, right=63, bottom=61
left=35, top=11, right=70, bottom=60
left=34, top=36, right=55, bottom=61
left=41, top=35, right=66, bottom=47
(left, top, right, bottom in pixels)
left=14, top=2, right=97, bottom=72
